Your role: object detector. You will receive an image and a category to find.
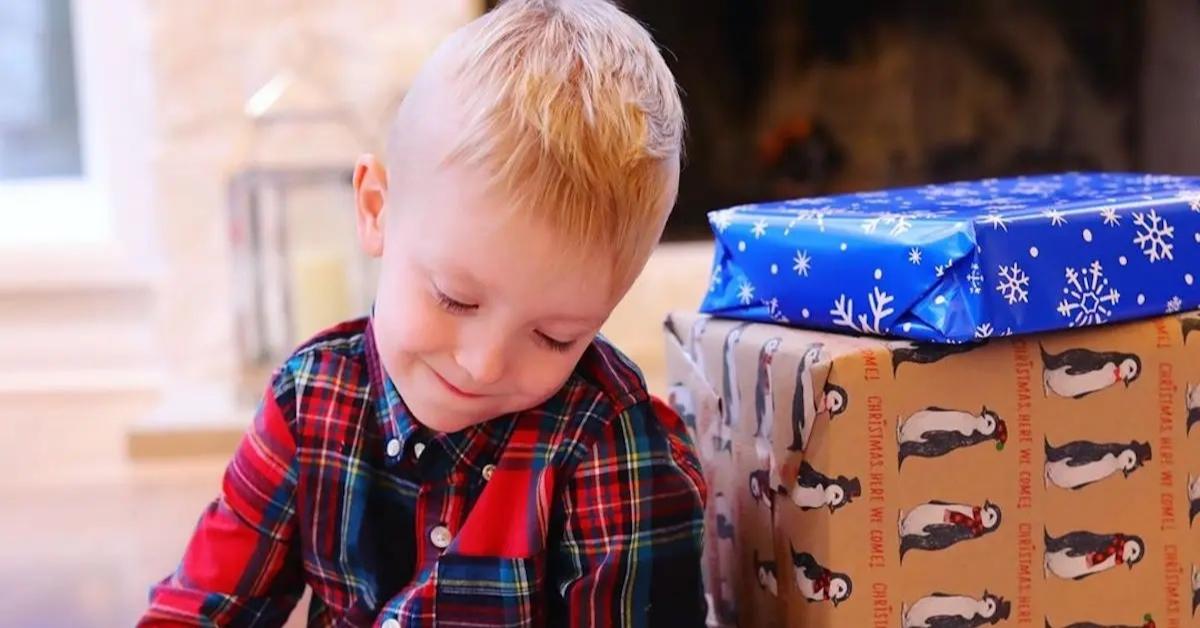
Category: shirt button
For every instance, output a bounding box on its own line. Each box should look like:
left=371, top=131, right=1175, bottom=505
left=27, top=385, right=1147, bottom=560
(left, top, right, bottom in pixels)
left=429, top=524, right=452, bottom=549
left=381, top=618, right=401, bottom=628
left=482, top=464, right=496, bottom=481
left=413, top=442, right=426, bottom=460
left=385, top=438, right=401, bottom=458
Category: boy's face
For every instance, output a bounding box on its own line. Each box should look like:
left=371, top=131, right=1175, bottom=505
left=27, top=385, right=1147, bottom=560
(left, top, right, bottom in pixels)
left=355, top=156, right=620, bottom=434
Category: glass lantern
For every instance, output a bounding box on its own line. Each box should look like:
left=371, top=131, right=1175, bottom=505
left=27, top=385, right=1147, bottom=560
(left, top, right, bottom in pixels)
left=228, top=68, right=378, bottom=398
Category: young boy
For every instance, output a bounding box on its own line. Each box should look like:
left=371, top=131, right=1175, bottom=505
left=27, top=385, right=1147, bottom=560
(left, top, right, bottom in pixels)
left=140, top=0, right=706, bottom=626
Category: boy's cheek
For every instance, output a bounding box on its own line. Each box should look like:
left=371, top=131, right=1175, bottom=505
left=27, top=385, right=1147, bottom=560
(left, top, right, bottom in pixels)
left=511, top=351, right=586, bottom=405
left=375, top=282, right=450, bottom=355
left=386, top=303, right=449, bottom=355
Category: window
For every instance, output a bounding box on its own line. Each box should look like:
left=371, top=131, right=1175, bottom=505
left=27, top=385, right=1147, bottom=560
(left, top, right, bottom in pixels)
left=0, top=0, right=149, bottom=248
left=0, top=0, right=83, bottom=180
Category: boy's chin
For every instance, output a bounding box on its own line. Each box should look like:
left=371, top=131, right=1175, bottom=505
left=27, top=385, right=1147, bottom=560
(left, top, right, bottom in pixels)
left=406, top=394, right=498, bottom=434
left=417, top=413, right=489, bottom=435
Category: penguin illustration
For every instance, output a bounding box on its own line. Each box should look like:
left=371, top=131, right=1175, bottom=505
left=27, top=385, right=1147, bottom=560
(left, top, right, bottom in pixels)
left=715, top=492, right=735, bottom=542
left=900, top=591, right=1012, bottom=628
left=694, top=395, right=724, bottom=463
left=899, top=500, right=1002, bottom=560
left=1045, top=615, right=1156, bottom=628
left=1187, top=383, right=1200, bottom=433
left=892, top=341, right=980, bottom=375
left=897, top=407, right=1007, bottom=468
left=790, top=546, right=852, bottom=606
left=1040, top=345, right=1141, bottom=399
left=753, top=337, right=783, bottom=461
left=1189, top=475, right=1200, bottom=526
left=788, top=343, right=824, bottom=452
left=823, top=383, right=848, bottom=419
left=786, top=381, right=848, bottom=454
left=1043, top=529, right=1145, bottom=581
left=688, top=314, right=711, bottom=377
left=666, top=383, right=696, bottom=430
left=1182, top=315, right=1200, bottom=345
left=1192, top=564, right=1199, bottom=615
left=711, top=493, right=738, bottom=624
left=719, top=324, right=749, bottom=454
left=787, top=350, right=849, bottom=453
left=754, top=549, right=778, bottom=597
left=748, top=468, right=776, bottom=518
left=1043, top=439, right=1152, bottom=491
left=783, top=461, right=861, bottom=513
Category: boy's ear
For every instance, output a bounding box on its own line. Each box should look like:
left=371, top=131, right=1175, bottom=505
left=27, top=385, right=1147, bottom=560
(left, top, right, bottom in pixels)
left=354, top=154, right=389, bottom=258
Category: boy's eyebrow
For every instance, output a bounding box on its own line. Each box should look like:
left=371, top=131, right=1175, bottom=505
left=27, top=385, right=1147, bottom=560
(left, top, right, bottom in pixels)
left=431, top=266, right=483, bottom=289
left=543, top=313, right=606, bottom=326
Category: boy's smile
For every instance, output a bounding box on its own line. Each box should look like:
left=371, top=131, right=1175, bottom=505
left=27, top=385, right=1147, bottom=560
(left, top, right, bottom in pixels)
left=354, top=138, right=620, bottom=433
left=429, top=365, right=486, bottom=400
left=380, top=194, right=616, bottom=433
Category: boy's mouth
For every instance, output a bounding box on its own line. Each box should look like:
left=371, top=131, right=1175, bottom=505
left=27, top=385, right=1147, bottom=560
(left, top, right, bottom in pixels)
left=432, top=368, right=486, bottom=400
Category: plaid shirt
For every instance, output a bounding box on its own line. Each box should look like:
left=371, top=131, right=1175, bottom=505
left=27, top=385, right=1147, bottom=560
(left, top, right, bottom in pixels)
left=140, top=317, right=707, bottom=627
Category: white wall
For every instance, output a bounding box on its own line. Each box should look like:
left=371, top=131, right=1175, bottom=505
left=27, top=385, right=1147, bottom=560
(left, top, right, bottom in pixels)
left=0, top=1, right=484, bottom=436
left=144, top=0, right=483, bottom=429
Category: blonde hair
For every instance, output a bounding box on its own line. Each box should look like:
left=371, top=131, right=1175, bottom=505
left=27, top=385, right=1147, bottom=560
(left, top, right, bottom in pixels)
left=443, top=0, right=683, bottom=293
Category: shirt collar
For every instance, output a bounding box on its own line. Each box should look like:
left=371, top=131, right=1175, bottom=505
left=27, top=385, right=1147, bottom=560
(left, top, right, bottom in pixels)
left=364, top=315, right=514, bottom=474
left=364, top=316, right=422, bottom=457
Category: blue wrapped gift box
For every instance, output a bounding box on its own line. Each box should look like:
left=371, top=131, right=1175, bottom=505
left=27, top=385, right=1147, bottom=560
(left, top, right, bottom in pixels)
left=700, top=172, right=1200, bottom=343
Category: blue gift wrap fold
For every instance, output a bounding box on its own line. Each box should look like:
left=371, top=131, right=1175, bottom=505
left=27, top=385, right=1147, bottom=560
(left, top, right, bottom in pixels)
left=699, top=173, right=1200, bottom=343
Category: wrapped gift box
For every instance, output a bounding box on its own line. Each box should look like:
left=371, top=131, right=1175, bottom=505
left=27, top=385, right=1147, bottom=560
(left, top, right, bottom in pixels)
left=700, top=173, right=1200, bottom=343
left=664, top=309, right=1200, bottom=627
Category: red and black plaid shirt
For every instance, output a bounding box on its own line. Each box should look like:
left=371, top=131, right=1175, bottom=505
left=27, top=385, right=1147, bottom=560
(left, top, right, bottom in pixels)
left=140, top=317, right=707, bottom=627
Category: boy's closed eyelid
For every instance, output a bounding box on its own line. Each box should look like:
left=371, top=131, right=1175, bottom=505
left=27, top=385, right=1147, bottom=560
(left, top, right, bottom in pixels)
left=433, top=286, right=479, bottom=315
left=535, top=329, right=573, bottom=343
left=431, top=279, right=479, bottom=305
left=534, top=331, right=575, bottom=352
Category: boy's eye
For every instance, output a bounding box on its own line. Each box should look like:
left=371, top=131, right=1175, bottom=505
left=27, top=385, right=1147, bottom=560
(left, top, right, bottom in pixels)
left=536, top=332, right=574, bottom=353
left=435, top=290, right=477, bottom=314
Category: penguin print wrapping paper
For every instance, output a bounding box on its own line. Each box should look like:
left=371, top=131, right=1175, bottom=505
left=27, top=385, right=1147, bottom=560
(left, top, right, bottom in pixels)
left=664, top=310, right=1200, bottom=628
left=698, top=173, right=1200, bottom=344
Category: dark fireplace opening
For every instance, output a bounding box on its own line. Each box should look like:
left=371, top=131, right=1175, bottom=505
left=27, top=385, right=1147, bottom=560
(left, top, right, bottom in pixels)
left=484, top=1, right=1200, bottom=240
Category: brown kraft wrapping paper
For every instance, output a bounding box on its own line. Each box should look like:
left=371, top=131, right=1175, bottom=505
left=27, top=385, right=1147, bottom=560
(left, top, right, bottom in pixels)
left=663, top=311, right=1200, bottom=628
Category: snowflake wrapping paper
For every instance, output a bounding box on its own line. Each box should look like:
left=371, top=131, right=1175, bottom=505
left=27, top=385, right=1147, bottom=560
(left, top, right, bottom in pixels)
left=700, top=172, right=1200, bottom=343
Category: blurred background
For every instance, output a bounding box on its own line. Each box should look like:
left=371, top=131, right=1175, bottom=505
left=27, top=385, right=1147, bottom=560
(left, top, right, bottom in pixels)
left=1, top=0, right=1197, bottom=625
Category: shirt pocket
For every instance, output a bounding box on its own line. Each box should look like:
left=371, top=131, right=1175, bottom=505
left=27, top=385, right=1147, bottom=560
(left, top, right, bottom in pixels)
left=434, top=553, right=546, bottom=628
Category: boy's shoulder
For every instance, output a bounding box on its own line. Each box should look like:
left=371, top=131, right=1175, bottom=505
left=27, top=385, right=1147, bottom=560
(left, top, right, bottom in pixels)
left=556, top=335, right=705, bottom=506
left=548, top=334, right=697, bottom=465
left=267, top=317, right=373, bottom=403
left=289, top=317, right=372, bottom=363
left=569, top=333, right=652, bottom=415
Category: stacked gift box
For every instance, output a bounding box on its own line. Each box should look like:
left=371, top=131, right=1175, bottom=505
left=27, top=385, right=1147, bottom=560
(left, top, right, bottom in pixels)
left=664, top=173, right=1200, bottom=627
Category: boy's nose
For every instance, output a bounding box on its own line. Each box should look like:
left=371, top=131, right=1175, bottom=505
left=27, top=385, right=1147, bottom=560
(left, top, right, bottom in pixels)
left=455, top=339, right=506, bottom=387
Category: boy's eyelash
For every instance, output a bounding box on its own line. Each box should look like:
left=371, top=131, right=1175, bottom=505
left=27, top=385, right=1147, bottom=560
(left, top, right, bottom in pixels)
left=536, top=332, right=574, bottom=353
left=435, top=291, right=477, bottom=314
left=436, top=287, right=572, bottom=352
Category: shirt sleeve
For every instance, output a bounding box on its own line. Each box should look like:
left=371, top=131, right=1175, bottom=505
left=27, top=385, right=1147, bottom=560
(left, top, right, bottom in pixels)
left=139, top=371, right=305, bottom=627
left=550, top=396, right=708, bottom=627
